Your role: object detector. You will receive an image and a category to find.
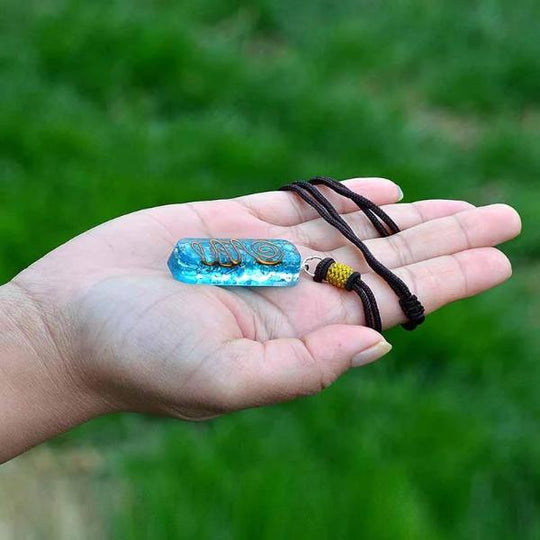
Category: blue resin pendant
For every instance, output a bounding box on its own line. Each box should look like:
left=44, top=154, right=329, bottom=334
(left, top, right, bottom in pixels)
left=168, top=238, right=302, bottom=287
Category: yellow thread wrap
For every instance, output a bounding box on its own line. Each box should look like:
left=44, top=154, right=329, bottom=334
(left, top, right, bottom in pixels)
left=326, top=262, right=355, bottom=289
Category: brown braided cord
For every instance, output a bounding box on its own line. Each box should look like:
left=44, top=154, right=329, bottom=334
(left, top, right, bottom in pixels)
left=280, top=178, right=425, bottom=331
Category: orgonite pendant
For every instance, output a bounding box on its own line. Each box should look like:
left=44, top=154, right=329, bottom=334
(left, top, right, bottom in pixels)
left=168, top=238, right=302, bottom=287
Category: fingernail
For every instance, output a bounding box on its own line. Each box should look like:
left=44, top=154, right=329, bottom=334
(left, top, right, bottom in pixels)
left=396, top=186, right=404, bottom=201
left=351, top=340, right=392, bottom=367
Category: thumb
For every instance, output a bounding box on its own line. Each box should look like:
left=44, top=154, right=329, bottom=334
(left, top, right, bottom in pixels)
left=219, top=324, right=392, bottom=410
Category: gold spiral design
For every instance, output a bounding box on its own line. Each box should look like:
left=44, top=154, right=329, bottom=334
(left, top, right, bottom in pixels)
left=242, top=240, right=284, bottom=266
left=190, top=239, right=284, bottom=267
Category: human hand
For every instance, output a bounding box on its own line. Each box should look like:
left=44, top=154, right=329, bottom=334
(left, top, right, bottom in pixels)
left=3, top=178, right=521, bottom=438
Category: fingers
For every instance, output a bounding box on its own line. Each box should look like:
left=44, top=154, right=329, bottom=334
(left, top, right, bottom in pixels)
left=252, top=202, right=519, bottom=337
left=217, top=325, right=390, bottom=410
left=345, top=247, right=513, bottom=328
left=257, top=246, right=513, bottom=336
left=284, top=199, right=474, bottom=250
left=327, top=204, right=522, bottom=272
left=236, top=178, right=402, bottom=226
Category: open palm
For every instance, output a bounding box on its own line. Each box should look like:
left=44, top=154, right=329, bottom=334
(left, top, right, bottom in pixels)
left=13, top=178, right=521, bottom=419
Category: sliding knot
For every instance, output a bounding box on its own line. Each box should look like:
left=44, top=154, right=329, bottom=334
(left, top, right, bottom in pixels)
left=312, top=257, right=381, bottom=331
left=314, top=258, right=359, bottom=290
left=399, top=295, right=426, bottom=331
left=326, top=262, right=355, bottom=289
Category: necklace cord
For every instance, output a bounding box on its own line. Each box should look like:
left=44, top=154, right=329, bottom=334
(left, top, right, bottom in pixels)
left=279, top=177, right=425, bottom=331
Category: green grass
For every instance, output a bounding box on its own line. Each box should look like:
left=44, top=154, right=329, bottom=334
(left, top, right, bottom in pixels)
left=1, top=0, right=539, bottom=538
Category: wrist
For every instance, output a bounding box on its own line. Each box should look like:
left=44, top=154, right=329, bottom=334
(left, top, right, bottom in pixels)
left=0, top=281, right=110, bottom=462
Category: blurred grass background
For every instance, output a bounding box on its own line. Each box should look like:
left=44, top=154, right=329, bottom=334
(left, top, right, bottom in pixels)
left=0, top=0, right=539, bottom=538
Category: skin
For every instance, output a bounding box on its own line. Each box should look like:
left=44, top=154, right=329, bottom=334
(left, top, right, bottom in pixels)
left=0, top=178, right=522, bottom=463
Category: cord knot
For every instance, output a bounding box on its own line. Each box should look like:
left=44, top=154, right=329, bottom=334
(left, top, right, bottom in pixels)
left=314, top=257, right=335, bottom=283
left=399, top=295, right=426, bottom=331
left=344, top=271, right=362, bottom=291
left=314, top=258, right=360, bottom=290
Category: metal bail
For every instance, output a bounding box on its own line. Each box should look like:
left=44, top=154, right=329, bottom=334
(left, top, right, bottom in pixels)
left=302, top=256, right=323, bottom=277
